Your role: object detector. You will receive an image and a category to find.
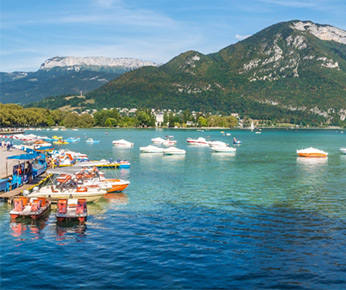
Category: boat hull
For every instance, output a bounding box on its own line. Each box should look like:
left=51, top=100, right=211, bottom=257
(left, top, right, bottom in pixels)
left=28, top=190, right=104, bottom=203
left=297, top=153, right=327, bottom=158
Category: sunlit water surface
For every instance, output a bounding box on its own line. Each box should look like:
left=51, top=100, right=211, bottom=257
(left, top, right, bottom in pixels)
left=1, top=129, right=345, bottom=289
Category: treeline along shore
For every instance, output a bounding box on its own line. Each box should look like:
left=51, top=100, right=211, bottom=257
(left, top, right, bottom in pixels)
left=1, top=103, right=345, bottom=129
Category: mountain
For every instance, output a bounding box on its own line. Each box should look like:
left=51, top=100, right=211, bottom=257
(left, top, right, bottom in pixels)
left=0, top=57, right=158, bottom=104
left=84, top=20, right=345, bottom=123
left=27, top=21, right=346, bottom=124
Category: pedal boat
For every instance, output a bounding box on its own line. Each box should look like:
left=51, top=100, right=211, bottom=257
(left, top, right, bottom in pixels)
left=297, top=147, right=328, bottom=158
left=10, top=197, right=51, bottom=220
left=56, top=199, right=87, bottom=223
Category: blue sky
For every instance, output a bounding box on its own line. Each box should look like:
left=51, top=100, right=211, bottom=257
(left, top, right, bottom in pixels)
left=1, top=0, right=345, bottom=72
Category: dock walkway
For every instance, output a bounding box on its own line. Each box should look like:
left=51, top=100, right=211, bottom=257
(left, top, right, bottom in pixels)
left=0, top=173, right=51, bottom=203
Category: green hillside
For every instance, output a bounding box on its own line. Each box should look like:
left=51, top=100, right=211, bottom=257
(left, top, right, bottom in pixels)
left=28, top=21, right=346, bottom=124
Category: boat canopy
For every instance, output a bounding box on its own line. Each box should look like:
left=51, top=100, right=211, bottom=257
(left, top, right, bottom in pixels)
left=7, top=153, right=40, bottom=160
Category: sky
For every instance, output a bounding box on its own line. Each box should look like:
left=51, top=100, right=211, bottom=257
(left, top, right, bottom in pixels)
left=1, top=0, right=345, bottom=72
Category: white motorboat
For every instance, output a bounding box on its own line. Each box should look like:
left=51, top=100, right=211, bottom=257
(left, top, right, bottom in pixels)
left=112, top=139, right=134, bottom=147
left=186, top=137, right=209, bottom=146
left=163, top=147, right=186, bottom=155
left=340, top=148, right=346, bottom=154
left=81, top=177, right=130, bottom=193
left=162, top=139, right=177, bottom=146
left=151, top=137, right=166, bottom=144
left=27, top=184, right=106, bottom=203
left=140, top=145, right=164, bottom=153
left=210, top=145, right=236, bottom=153
left=208, top=140, right=228, bottom=147
left=297, top=147, right=328, bottom=158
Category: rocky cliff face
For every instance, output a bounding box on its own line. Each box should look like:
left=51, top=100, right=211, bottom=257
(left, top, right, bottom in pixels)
left=40, top=56, right=158, bottom=71
left=291, top=21, right=346, bottom=44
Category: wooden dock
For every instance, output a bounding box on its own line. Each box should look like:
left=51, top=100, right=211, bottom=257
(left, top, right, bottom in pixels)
left=0, top=173, right=52, bottom=203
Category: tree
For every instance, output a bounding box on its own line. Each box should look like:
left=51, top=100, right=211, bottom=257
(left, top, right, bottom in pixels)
left=78, top=114, right=94, bottom=128
left=198, top=116, right=207, bottom=127
left=63, top=112, right=79, bottom=128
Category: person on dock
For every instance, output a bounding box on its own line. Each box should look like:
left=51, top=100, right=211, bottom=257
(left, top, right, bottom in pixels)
left=26, top=161, right=33, bottom=183
left=6, top=141, right=11, bottom=151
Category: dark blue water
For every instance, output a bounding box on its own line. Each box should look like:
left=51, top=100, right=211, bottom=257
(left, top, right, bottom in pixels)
left=1, top=129, right=346, bottom=289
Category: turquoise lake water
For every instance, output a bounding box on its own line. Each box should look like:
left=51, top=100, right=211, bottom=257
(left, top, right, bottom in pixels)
left=1, top=128, right=345, bottom=289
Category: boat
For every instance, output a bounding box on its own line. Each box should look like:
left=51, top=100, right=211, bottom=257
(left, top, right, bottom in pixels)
left=296, top=147, right=328, bottom=158
left=233, top=137, right=242, bottom=144
left=151, top=137, right=166, bottom=144
left=82, top=178, right=130, bottom=193
left=140, top=145, right=164, bottom=153
left=10, top=197, right=51, bottom=220
left=56, top=199, right=87, bottom=223
left=53, top=140, right=69, bottom=145
left=162, top=139, right=177, bottom=146
left=163, top=147, right=186, bottom=155
left=250, top=121, right=255, bottom=132
left=65, top=137, right=80, bottom=143
left=27, top=184, right=106, bottom=203
left=210, top=146, right=236, bottom=153
left=208, top=140, right=228, bottom=147
left=86, top=138, right=100, bottom=144
left=186, top=137, right=209, bottom=146
left=340, top=148, right=346, bottom=154
left=112, top=139, right=134, bottom=147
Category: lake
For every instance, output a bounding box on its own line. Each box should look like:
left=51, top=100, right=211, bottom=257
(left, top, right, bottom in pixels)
left=1, top=128, right=345, bottom=289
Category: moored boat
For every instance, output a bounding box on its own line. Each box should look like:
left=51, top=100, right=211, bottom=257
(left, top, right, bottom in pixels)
left=163, top=147, right=186, bottom=155
left=151, top=137, right=166, bottom=144
left=140, top=145, right=164, bottom=153
left=56, top=199, right=87, bottom=223
left=27, top=184, right=105, bottom=203
left=10, top=197, right=51, bottom=220
left=340, top=148, right=346, bottom=154
left=296, top=147, right=328, bottom=158
left=112, top=139, right=134, bottom=147
left=210, top=146, right=236, bottom=153
left=162, top=139, right=177, bottom=146
left=186, top=137, right=209, bottom=146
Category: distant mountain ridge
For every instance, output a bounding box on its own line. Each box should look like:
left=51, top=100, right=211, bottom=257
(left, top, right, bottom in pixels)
left=0, top=56, right=158, bottom=104
left=40, top=56, right=158, bottom=70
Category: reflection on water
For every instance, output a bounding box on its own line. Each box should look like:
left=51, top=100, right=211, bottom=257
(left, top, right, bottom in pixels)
left=139, top=153, right=163, bottom=159
left=162, top=154, right=186, bottom=160
left=56, top=223, right=87, bottom=241
left=103, top=193, right=128, bottom=204
left=211, top=152, right=236, bottom=158
left=10, top=217, right=49, bottom=239
left=296, top=157, right=328, bottom=166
